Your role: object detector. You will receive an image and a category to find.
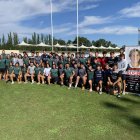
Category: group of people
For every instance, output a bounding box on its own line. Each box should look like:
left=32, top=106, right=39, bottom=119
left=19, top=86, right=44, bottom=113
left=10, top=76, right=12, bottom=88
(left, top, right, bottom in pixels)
left=0, top=49, right=138, bottom=98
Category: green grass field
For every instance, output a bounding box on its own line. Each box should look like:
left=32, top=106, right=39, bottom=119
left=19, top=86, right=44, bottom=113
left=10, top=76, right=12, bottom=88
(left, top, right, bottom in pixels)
left=0, top=81, right=140, bottom=140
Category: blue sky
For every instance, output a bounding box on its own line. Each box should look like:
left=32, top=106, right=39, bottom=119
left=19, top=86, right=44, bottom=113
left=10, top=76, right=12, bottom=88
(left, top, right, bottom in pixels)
left=0, top=0, right=140, bottom=46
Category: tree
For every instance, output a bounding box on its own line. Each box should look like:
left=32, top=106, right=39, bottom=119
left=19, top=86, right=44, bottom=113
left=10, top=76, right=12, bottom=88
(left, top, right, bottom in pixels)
left=67, top=40, right=72, bottom=45
left=13, top=32, right=19, bottom=46
left=41, top=34, right=44, bottom=42
left=32, top=32, right=37, bottom=44
left=7, top=32, right=13, bottom=46
left=23, top=37, right=28, bottom=43
left=57, top=39, right=66, bottom=45
left=2, top=34, right=6, bottom=46
left=73, top=36, right=91, bottom=47
left=37, top=34, right=40, bottom=44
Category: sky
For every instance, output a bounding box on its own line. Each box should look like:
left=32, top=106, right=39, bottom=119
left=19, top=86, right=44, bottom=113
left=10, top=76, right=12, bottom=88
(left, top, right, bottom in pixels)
left=0, top=0, right=140, bottom=46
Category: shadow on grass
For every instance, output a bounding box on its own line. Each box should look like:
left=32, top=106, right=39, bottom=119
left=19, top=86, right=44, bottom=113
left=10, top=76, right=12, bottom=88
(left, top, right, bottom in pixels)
left=119, top=97, right=140, bottom=104
left=129, top=116, right=140, bottom=129
left=102, top=102, right=127, bottom=112
left=102, top=101, right=140, bottom=131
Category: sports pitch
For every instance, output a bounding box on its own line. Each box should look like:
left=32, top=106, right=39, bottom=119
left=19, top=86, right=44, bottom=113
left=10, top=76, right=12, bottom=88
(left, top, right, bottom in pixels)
left=0, top=81, right=140, bottom=140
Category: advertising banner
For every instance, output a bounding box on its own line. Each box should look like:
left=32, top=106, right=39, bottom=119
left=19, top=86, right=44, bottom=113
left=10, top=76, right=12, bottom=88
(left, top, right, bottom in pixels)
left=125, top=46, right=140, bottom=93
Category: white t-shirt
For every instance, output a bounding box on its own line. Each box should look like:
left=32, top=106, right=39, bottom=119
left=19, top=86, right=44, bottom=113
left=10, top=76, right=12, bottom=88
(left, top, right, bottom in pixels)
left=28, top=66, right=35, bottom=74
left=12, top=57, right=18, bottom=65
left=18, top=58, right=23, bottom=66
left=44, top=68, right=51, bottom=76
left=118, top=59, right=127, bottom=72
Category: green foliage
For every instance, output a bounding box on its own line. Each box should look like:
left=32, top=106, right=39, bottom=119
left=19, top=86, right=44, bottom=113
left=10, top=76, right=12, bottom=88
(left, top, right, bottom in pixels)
left=0, top=32, right=119, bottom=51
left=73, top=36, right=92, bottom=47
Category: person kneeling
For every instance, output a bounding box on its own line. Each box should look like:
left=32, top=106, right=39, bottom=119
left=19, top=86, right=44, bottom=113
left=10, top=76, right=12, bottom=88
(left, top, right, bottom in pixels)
left=107, top=64, right=122, bottom=98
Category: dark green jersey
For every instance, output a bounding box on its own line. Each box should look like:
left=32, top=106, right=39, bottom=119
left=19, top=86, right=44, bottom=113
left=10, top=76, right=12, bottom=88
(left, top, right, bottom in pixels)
left=87, top=70, right=94, bottom=80
left=40, top=67, right=44, bottom=75
left=47, top=58, right=53, bottom=67
left=8, top=66, right=14, bottom=74
left=14, top=67, right=21, bottom=75
left=5, top=59, right=11, bottom=67
left=64, top=68, right=73, bottom=78
left=79, top=58, right=87, bottom=65
left=22, top=67, right=27, bottom=74
left=34, top=67, right=40, bottom=75
left=0, top=59, right=6, bottom=68
left=50, top=69, right=58, bottom=77
left=23, top=57, right=29, bottom=66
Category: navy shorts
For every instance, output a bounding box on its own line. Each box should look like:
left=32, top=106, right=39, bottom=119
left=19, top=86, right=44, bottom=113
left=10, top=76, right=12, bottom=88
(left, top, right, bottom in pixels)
left=0, top=68, right=5, bottom=73
left=15, top=74, right=19, bottom=79
left=52, top=77, right=58, bottom=83
left=122, top=74, right=126, bottom=81
left=95, top=79, right=103, bottom=84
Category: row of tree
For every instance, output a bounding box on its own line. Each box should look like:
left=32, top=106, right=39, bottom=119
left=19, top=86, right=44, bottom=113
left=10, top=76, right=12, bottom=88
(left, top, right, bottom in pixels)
left=0, top=32, right=118, bottom=49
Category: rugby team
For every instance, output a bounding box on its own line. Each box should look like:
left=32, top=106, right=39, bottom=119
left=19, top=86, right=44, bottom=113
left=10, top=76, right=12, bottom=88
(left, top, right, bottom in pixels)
left=0, top=49, right=127, bottom=97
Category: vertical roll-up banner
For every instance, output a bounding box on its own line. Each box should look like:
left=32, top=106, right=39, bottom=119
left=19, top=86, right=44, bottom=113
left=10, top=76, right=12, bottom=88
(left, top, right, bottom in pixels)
left=125, top=46, right=140, bottom=93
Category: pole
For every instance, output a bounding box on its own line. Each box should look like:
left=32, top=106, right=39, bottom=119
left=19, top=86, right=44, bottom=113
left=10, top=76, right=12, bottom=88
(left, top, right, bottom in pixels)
left=77, top=0, right=79, bottom=52
left=50, top=0, right=54, bottom=52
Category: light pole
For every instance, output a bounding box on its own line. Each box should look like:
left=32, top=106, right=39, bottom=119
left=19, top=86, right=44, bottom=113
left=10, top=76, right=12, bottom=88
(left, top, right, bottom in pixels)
left=50, top=0, right=54, bottom=52
left=77, top=0, right=79, bottom=52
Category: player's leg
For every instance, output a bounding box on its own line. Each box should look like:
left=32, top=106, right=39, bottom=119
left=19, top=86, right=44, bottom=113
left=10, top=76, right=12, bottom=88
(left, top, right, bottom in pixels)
left=41, top=75, right=45, bottom=84
left=99, top=80, right=103, bottom=94
left=10, top=74, right=15, bottom=84
left=117, top=81, right=122, bottom=97
left=82, top=76, right=87, bottom=90
left=89, top=80, right=93, bottom=92
left=37, top=74, right=41, bottom=84
left=47, top=76, right=51, bottom=85
left=60, top=74, right=64, bottom=86
left=24, top=73, right=29, bottom=83
left=68, top=76, right=73, bottom=89
left=75, top=76, right=80, bottom=88
left=31, top=74, right=35, bottom=84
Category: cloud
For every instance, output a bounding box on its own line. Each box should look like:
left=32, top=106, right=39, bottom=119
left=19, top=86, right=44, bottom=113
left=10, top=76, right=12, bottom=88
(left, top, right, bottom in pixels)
left=80, top=4, right=98, bottom=11
left=0, top=0, right=100, bottom=39
left=0, top=22, right=72, bottom=39
left=68, top=26, right=138, bottom=35
left=79, top=26, right=138, bottom=35
left=79, top=16, right=111, bottom=27
left=119, top=2, right=140, bottom=17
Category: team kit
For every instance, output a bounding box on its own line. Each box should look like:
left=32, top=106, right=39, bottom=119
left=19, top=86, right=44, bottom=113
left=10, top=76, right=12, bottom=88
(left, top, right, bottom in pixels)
left=0, top=49, right=128, bottom=98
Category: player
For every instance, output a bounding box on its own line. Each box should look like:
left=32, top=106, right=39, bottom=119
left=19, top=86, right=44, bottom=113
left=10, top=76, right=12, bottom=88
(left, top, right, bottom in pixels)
left=34, top=63, right=41, bottom=84
left=94, top=64, right=104, bottom=94
left=58, top=63, right=64, bottom=86
left=5, top=62, right=14, bottom=82
left=50, top=64, right=58, bottom=84
left=39, top=63, right=45, bottom=84
left=108, top=64, right=122, bottom=98
left=0, top=55, right=6, bottom=80
left=24, top=62, right=35, bottom=84
left=103, top=63, right=111, bottom=93
left=76, top=63, right=87, bottom=90
left=44, top=63, right=51, bottom=85
left=117, top=54, right=127, bottom=95
left=107, top=52, right=117, bottom=68
left=10, top=62, right=22, bottom=84
left=87, top=65, right=94, bottom=92
left=64, top=63, right=75, bottom=89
